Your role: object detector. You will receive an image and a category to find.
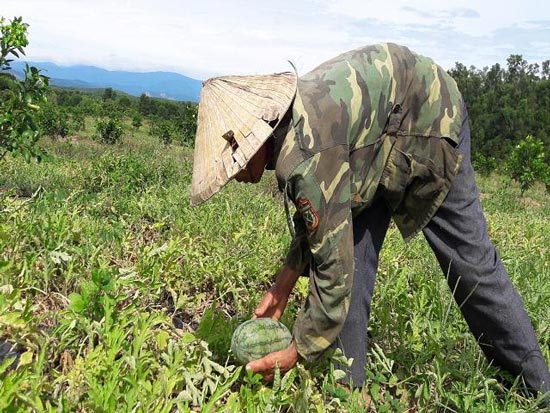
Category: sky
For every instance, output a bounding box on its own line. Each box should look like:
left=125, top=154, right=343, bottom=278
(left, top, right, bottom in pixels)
left=3, top=0, right=550, bottom=80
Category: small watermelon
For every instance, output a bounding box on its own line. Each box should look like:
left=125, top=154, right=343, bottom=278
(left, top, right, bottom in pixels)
left=230, top=318, right=292, bottom=365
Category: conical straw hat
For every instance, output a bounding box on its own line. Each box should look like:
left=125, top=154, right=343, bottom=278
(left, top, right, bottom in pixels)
left=190, top=71, right=297, bottom=206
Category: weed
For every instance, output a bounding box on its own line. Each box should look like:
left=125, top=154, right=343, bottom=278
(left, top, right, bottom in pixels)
left=0, top=130, right=548, bottom=412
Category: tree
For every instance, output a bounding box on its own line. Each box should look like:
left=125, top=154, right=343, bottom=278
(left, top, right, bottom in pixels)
left=70, top=109, right=86, bottom=132
left=78, top=95, right=101, bottom=117
left=178, top=103, right=198, bottom=144
left=506, top=135, right=548, bottom=195
left=448, top=62, right=482, bottom=107
left=149, top=116, right=174, bottom=146
left=138, top=93, right=154, bottom=115
left=0, top=16, right=49, bottom=162
left=96, top=116, right=124, bottom=144
left=37, top=103, right=70, bottom=138
left=102, top=87, right=116, bottom=100
left=506, top=54, right=528, bottom=83
left=449, top=54, right=550, bottom=163
left=131, top=114, right=142, bottom=131
left=542, top=60, right=550, bottom=80
left=118, top=95, right=132, bottom=109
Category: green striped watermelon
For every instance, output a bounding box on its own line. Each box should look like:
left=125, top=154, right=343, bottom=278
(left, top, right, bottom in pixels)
left=230, top=318, right=292, bottom=365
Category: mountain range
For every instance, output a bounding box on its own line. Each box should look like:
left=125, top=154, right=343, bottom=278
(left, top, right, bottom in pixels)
left=10, top=61, right=202, bottom=102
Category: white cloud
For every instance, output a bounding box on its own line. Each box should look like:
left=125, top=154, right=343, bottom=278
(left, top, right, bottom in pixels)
left=2, top=0, right=550, bottom=79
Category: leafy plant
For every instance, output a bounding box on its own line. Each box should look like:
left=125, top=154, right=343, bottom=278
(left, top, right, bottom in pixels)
left=82, top=150, right=177, bottom=195
left=0, top=16, right=49, bottom=162
left=70, top=109, right=86, bottom=132
left=149, top=116, right=175, bottom=146
left=196, top=306, right=243, bottom=361
left=0, top=120, right=548, bottom=412
left=131, top=113, right=142, bottom=131
left=472, top=153, right=497, bottom=176
left=177, top=103, right=198, bottom=145
left=506, top=135, right=548, bottom=194
left=95, top=117, right=124, bottom=144
left=69, top=268, right=116, bottom=321
left=0, top=285, right=51, bottom=412
left=37, top=103, right=70, bottom=138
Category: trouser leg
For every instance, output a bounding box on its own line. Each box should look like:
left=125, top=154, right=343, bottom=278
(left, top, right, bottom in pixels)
left=332, top=198, right=391, bottom=388
left=422, top=114, right=550, bottom=392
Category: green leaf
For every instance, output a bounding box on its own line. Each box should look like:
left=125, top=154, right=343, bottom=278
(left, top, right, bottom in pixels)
left=180, top=332, right=196, bottom=344
left=332, top=369, right=347, bottom=381
left=17, top=350, right=33, bottom=368
left=68, top=293, right=86, bottom=313
left=156, top=330, right=170, bottom=350
left=91, top=268, right=113, bottom=288
left=371, top=382, right=380, bottom=402
left=0, top=312, right=25, bottom=328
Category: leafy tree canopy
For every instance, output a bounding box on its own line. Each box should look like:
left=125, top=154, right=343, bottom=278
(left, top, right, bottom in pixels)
left=0, top=16, right=49, bottom=162
left=448, top=55, right=550, bottom=165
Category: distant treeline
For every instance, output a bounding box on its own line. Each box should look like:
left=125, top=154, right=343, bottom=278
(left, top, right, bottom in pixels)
left=5, top=54, right=550, bottom=160
left=52, top=86, right=196, bottom=125
left=448, top=55, right=550, bottom=162
left=36, top=85, right=198, bottom=145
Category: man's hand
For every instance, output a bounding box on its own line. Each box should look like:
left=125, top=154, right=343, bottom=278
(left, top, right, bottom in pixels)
left=252, top=284, right=288, bottom=320
left=249, top=266, right=301, bottom=380
left=246, top=341, right=300, bottom=381
left=253, top=265, right=300, bottom=320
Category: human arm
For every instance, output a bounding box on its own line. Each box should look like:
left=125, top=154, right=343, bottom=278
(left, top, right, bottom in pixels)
left=247, top=265, right=301, bottom=381
left=252, top=206, right=311, bottom=320
left=289, top=145, right=354, bottom=361
left=252, top=264, right=301, bottom=320
left=249, top=145, right=354, bottom=379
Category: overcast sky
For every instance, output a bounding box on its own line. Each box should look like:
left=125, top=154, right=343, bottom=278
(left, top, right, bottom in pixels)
left=3, top=0, right=550, bottom=80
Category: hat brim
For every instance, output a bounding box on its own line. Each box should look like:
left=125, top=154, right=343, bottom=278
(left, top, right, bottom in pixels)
left=190, top=71, right=297, bottom=206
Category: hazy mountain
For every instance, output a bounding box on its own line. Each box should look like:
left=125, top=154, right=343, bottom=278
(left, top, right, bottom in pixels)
left=10, top=61, right=202, bottom=102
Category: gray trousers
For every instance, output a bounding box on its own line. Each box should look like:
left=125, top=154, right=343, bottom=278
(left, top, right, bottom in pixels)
left=335, top=115, right=550, bottom=393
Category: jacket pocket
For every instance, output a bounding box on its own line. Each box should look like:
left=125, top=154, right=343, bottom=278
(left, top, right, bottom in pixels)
left=379, top=135, right=462, bottom=240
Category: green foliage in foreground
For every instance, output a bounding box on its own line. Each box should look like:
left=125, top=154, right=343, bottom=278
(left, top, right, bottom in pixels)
left=0, top=132, right=549, bottom=412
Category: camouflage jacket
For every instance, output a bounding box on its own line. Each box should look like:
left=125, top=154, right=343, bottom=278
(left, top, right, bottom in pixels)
left=274, top=43, right=465, bottom=361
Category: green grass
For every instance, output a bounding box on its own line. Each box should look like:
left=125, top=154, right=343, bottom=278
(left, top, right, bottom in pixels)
left=0, top=129, right=549, bottom=412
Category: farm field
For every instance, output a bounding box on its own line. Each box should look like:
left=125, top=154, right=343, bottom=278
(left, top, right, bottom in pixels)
left=1, top=127, right=549, bottom=412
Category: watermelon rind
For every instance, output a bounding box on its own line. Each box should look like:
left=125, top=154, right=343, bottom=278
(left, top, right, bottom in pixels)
left=230, top=318, right=292, bottom=365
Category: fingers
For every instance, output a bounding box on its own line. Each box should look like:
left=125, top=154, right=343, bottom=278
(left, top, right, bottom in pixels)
left=252, top=302, right=268, bottom=320
left=253, top=301, right=268, bottom=319
left=253, top=291, right=276, bottom=319
left=246, top=356, right=268, bottom=378
left=245, top=344, right=298, bottom=381
left=246, top=354, right=276, bottom=382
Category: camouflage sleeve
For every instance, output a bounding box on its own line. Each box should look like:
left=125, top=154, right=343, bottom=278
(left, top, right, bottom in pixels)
left=287, top=144, right=354, bottom=361
left=284, top=211, right=311, bottom=274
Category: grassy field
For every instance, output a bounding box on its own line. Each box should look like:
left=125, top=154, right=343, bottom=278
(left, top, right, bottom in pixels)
left=0, top=126, right=549, bottom=412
